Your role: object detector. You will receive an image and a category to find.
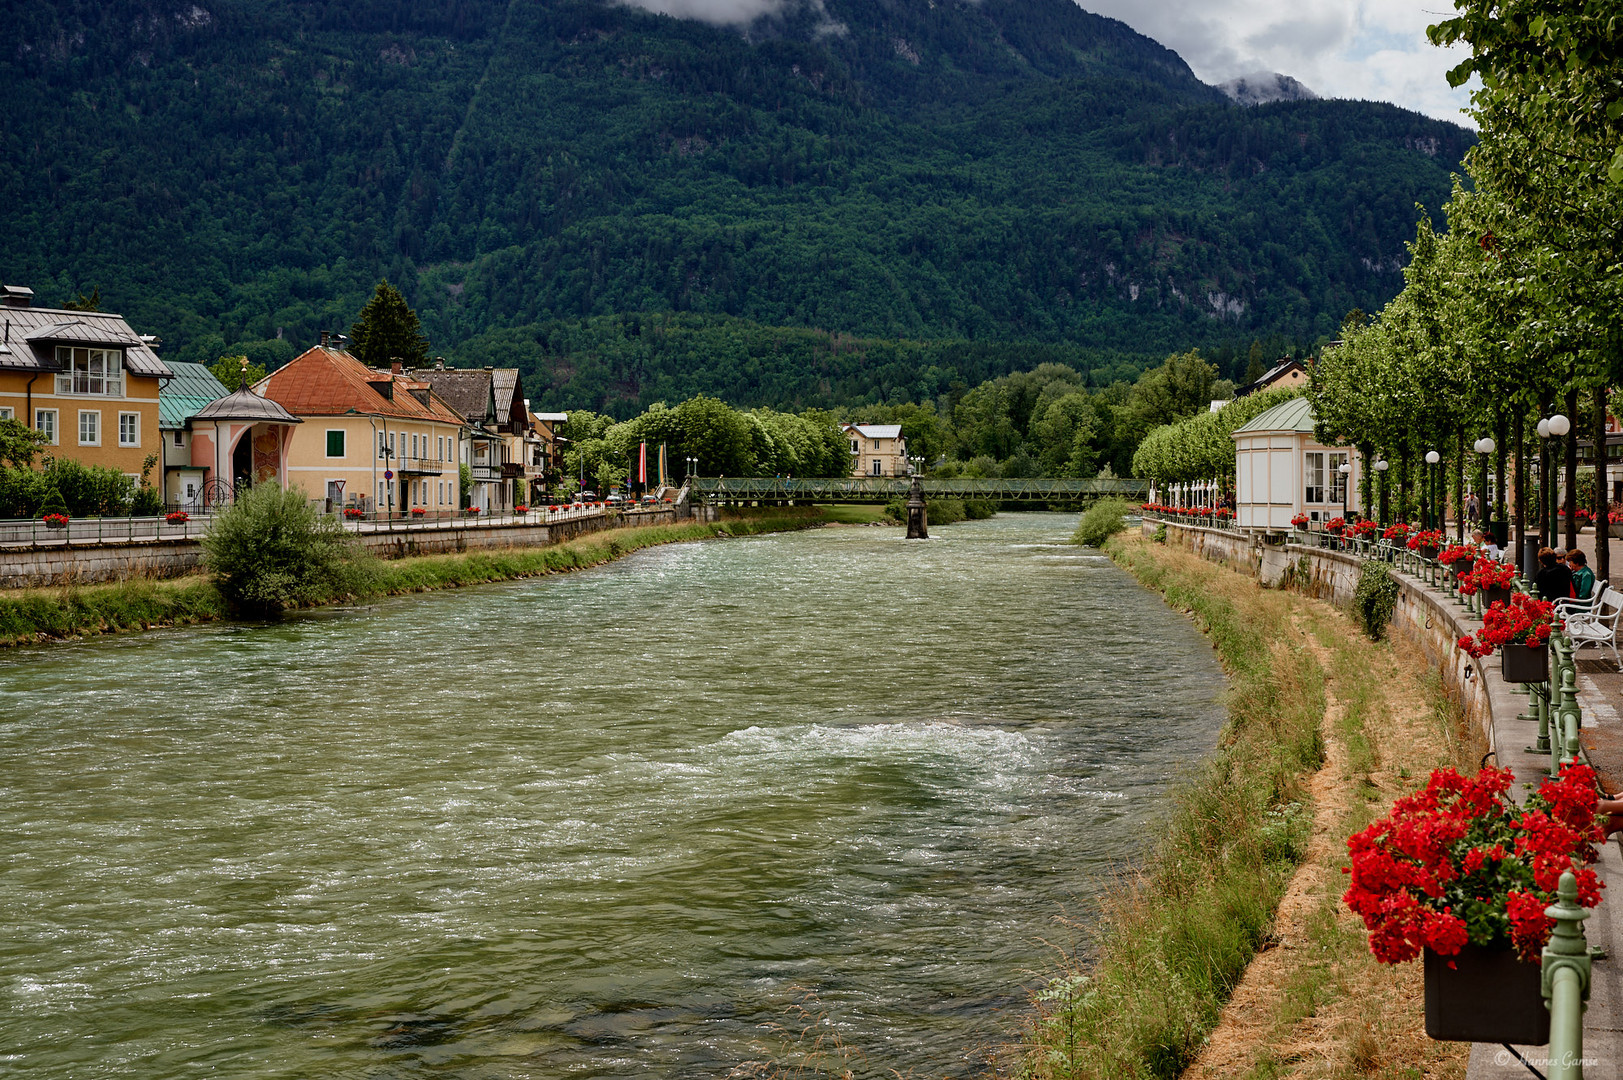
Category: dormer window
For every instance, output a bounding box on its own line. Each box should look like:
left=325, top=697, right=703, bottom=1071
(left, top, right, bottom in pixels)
left=54, top=347, right=123, bottom=396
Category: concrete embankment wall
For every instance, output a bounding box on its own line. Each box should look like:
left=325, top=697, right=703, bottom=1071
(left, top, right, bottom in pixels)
left=0, top=506, right=708, bottom=589
left=1146, top=520, right=1501, bottom=755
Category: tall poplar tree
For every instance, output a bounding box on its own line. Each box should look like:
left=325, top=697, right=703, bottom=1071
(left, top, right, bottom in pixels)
left=348, top=281, right=429, bottom=368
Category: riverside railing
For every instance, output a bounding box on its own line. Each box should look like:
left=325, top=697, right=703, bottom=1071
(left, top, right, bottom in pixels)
left=1158, top=512, right=1596, bottom=1065
left=0, top=501, right=665, bottom=549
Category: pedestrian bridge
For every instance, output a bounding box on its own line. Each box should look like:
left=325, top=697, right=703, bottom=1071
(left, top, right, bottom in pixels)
left=686, top=476, right=1149, bottom=504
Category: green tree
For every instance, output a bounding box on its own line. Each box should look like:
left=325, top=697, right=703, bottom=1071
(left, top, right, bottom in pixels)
left=0, top=417, right=48, bottom=469
left=208, top=355, right=269, bottom=391
left=349, top=281, right=430, bottom=369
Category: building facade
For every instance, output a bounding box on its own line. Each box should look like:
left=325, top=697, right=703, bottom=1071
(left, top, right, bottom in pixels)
left=0, top=285, right=170, bottom=478
left=841, top=423, right=908, bottom=477
left=408, top=363, right=531, bottom=510
left=1232, top=397, right=1362, bottom=529
left=255, top=343, right=467, bottom=513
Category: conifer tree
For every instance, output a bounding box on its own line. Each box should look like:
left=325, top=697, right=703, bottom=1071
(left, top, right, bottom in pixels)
left=348, top=281, right=429, bottom=368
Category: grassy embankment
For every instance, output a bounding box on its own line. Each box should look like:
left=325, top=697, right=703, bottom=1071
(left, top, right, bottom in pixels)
left=0, top=508, right=828, bottom=647
left=1020, top=531, right=1476, bottom=1080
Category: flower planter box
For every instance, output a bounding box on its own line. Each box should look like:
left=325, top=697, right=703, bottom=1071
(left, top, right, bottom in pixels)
left=1424, top=945, right=1550, bottom=1045
left=1483, top=585, right=1513, bottom=610
left=1419, top=545, right=1439, bottom=561
left=1501, top=643, right=1549, bottom=683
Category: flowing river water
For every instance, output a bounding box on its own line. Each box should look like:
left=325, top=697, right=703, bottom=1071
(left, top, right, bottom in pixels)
left=0, top=513, right=1226, bottom=1079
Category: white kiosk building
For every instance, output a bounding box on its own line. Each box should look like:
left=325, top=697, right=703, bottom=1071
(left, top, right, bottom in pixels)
left=1232, top=397, right=1361, bottom=530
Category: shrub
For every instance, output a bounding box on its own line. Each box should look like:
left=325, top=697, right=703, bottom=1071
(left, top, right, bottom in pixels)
left=39, top=486, right=68, bottom=520
left=202, top=483, right=380, bottom=613
left=0, top=468, right=48, bottom=518
left=1073, top=497, right=1132, bottom=547
left=1351, top=560, right=1400, bottom=641
left=131, top=484, right=164, bottom=517
left=43, top=458, right=135, bottom=516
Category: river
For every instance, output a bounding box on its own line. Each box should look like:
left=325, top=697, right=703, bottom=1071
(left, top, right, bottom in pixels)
left=0, top=513, right=1225, bottom=1078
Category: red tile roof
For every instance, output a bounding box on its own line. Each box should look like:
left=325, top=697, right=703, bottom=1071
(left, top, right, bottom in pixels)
left=256, top=347, right=466, bottom=425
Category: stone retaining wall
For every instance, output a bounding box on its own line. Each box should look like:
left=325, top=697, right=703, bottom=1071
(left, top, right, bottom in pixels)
left=0, top=505, right=705, bottom=589
left=1147, top=519, right=1501, bottom=755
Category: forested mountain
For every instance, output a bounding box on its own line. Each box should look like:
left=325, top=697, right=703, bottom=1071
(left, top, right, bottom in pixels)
left=3, top=0, right=1474, bottom=414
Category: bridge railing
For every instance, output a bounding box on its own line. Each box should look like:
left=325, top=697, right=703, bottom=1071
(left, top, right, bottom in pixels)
left=688, top=476, right=1149, bottom=503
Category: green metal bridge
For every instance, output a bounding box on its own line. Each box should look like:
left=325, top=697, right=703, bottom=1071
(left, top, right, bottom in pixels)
left=686, top=476, right=1148, bottom=504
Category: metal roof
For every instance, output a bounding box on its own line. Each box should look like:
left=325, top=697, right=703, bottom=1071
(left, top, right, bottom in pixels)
left=532, top=412, right=568, bottom=422
left=0, top=305, right=171, bottom=377
left=159, top=362, right=230, bottom=429
left=1232, top=396, right=1316, bottom=435
left=844, top=423, right=903, bottom=440
left=192, top=386, right=304, bottom=424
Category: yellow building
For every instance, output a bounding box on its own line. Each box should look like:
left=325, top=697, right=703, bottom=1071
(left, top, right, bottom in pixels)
left=252, top=342, right=468, bottom=514
left=0, top=285, right=169, bottom=478
left=841, top=423, right=909, bottom=477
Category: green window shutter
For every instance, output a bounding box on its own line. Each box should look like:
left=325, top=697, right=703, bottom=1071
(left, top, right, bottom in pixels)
left=327, top=430, right=345, bottom=457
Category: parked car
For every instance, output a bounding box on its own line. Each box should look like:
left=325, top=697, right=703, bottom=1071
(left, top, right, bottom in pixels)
left=579, top=490, right=598, bottom=501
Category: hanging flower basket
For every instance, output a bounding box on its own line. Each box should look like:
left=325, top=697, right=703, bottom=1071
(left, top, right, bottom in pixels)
left=165, top=510, right=189, bottom=524
left=1383, top=523, right=1413, bottom=543
left=410, top=507, right=426, bottom=517
left=515, top=505, right=529, bottom=514
left=1325, top=516, right=1346, bottom=535
left=42, top=513, right=68, bottom=529
left=343, top=507, right=364, bottom=520
left=1291, top=513, right=1309, bottom=530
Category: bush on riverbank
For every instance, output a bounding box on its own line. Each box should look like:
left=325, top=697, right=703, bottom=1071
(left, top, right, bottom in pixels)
left=203, top=484, right=381, bottom=613
left=1350, top=561, right=1400, bottom=641
left=1023, top=533, right=1325, bottom=1079
left=1071, top=498, right=1132, bottom=547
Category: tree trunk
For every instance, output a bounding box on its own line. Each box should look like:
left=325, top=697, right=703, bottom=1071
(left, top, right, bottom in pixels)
left=1596, top=384, right=1610, bottom=587
left=1494, top=409, right=1508, bottom=538
left=1565, top=387, right=1581, bottom=551
left=1539, top=391, right=1553, bottom=545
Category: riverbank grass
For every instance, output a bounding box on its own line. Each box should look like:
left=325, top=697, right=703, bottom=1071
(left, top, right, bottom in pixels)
left=1021, top=531, right=1326, bottom=1079
left=0, top=508, right=829, bottom=646
left=1023, top=530, right=1475, bottom=1079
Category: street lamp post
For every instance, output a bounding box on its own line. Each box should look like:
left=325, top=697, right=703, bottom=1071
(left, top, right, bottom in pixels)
left=1473, top=436, right=1496, bottom=538
left=1425, top=450, right=1442, bottom=531
left=1548, top=413, right=1571, bottom=545
left=1374, top=457, right=1389, bottom=525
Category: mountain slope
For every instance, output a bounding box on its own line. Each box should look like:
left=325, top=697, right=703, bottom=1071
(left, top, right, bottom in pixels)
left=1, top=0, right=1474, bottom=411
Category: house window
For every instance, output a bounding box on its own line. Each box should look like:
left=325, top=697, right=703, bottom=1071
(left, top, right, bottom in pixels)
left=326, top=430, right=346, bottom=458
left=1304, top=451, right=1325, bottom=504
left=173, top=430, right=184, bottom=447
left=872, top=439, right=879, bottom=450
left=35, top=409, right=57, bottom=444
left=118, top=412, right=139, bottom=447
left=0, top=407, right=12, bottom=420
left=54, top=347, right=123, bottom=396
left=871, top=458, right=883, bottom=476
left=377, top=431, right=386, bottom=457
left=78, top=410, right=100, bottom=446
left=850, top=438, right=858, bottom=453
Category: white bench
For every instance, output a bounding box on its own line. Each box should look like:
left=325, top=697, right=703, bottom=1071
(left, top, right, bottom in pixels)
left=1566, top=586, right=1623, bottom=669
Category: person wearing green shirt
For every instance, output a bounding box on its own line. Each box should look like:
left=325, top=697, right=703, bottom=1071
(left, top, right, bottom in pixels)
left=1569, top=549, right=1596, bottom=601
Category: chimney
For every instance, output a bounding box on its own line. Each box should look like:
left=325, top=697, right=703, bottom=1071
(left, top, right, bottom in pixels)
left=320, top=330, right=330, bottom=348
left=434, top=357, right=445, bottom=371
left=390, top=361, right=402, bottom=375
left=2, top=285, right=33, bottom=309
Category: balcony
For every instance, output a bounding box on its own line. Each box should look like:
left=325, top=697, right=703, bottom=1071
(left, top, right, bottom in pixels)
left=54, top=374, right=124, bottom=397
left=398, top=457, right=447, bottom=475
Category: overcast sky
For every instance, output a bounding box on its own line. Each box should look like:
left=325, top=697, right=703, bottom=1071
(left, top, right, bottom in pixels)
left=616, top=0, right=1477, bottom=126
left=1079, top=0, right=1476, bottom=125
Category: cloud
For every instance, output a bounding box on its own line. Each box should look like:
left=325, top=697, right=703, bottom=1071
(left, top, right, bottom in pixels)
left=1075, top=0, right=1476, bottom=125
left=614, top=0, right=785, bottom=24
